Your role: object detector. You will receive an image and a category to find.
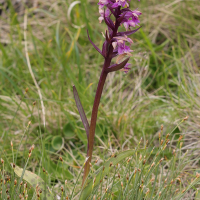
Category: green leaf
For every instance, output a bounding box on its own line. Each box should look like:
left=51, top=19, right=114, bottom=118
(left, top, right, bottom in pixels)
left=14, top=165, right=54, bottom=200
left=36, top=149, right=74, bottom=180
left=44, top=135, right=56, bottom=152
left=63, top=123, right=76, bottom=139
left=80, top=149, right=135, bottom=200
left=48, top=159, right=74, bottom=180
left=45, top=143, right=56, bottom=152
left=51, top=136, right=63, bottom=150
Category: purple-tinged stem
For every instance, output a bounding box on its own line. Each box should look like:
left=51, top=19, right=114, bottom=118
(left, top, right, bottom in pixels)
left=82, top=55, right=110, bottom=186
left=82, top=21, right=119, bottom=185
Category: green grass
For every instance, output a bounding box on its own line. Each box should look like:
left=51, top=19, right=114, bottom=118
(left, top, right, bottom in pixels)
left=0, top=0, right=200, bottom=199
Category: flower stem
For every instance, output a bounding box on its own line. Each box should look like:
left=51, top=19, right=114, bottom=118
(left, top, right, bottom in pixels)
left=82, top=19, right=119, bottom=186
left=82, top=48, right=113, bottom=186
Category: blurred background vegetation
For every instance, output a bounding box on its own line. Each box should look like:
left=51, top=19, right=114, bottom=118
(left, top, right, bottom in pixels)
left=0, top=0, right=199, bottom=196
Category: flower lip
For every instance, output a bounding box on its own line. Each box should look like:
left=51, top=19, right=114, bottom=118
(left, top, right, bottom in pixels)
left=114, top=41, right=133, bottom=55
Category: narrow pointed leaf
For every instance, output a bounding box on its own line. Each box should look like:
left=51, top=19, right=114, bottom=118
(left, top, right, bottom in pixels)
left=104, top=14, right=115, bottom=30
left=121, top=8, right=131, bottom=12
left=104, top=16, right=115, bottom=30
left=116, top=26, right=142, bottom=36
left=73, top=86, right=89, bottom=140
left=87, top=30, right=104, bottom=57
left=106, top=57, right=130, bottom=72
left=14, top=165, right=54, bottom=199
left=105, top=30, right=110, bottom=43
left=80, top=150, right=135, bottom=200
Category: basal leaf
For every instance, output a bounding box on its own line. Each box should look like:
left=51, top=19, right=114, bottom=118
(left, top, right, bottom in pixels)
left=14, top=165, right=54, bottom=200
left=51, top=136, right=63, bottom=150
left=63, top=122, right=76, bottom=139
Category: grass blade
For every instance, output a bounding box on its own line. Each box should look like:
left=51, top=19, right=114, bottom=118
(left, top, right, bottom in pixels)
left=79, top=149, right=135, bottom=200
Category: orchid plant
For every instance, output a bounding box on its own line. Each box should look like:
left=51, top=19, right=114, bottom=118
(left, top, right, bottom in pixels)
left=73, top=0, right=142, bottom=186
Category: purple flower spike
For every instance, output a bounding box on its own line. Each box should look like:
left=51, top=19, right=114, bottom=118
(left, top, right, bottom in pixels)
left=82, top=0, right=142, bottom=186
